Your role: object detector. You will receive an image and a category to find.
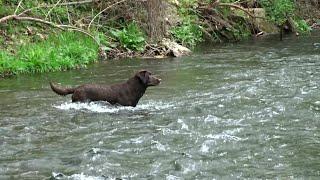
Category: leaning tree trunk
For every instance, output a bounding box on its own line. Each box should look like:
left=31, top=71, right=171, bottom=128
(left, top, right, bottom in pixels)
left=145, top=0, right=165, bottom=43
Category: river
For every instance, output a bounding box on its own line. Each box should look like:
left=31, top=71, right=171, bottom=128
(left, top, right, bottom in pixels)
left=1, top=33, right=320, bottom=179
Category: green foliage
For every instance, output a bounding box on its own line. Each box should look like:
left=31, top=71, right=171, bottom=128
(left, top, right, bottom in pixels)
left=94, top=32, right=111, bottom=51
left=171, top=17, right=203, bottom=47
left=178, top=0, right=198, bottom=8
left=260, top=0, right=310, bottom=33
left=0, top=3, right=13, bottom=16
left=110, top=22, right=146, bottom=51
left=49, top=7, right=69, bottom=23
left=172, top=1, right=203, bottom=47
left=260, top=0, right=294, bottom=25
left=293, top=19, right=312, bottom=33
left=220, top=0, right=238, bottom=3
left=215, top=3, right=252, bottom=41
left=0, top=32, right=98, bottom=76
left=230, top=21, right=251, bottom=40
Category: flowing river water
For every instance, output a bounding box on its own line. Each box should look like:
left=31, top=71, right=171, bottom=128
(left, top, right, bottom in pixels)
left=1, top=33, right=320, bottom=179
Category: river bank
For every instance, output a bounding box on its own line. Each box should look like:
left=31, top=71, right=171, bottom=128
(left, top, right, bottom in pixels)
left=0, top=0, right=318, bottom=77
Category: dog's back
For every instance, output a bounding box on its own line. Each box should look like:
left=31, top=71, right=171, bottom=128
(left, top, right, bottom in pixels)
left=50, top=70, right=160, bottom=106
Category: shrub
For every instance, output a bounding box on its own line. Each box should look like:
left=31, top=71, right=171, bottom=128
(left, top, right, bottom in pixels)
left=110, top=21, right=146, bottom=51
left=260, top=0, right=310, bottom=33
left=260, top=0, right=294, bottom=25
left=293, top=19, right=312, bottom=33
left=171, top=16, right=203, bottom=47
left=171, top=0, right=203, bottom=47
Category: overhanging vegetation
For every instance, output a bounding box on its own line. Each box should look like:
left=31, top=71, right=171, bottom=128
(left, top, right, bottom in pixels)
left=0, top=0, right=316, bottom=77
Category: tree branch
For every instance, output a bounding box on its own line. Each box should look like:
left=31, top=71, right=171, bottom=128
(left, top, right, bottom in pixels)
left=88, top=0, right=128, bottom=30
left=18, top=0, right=95, bottom=16
left=13, top=16, right=64, bottom=30
left=14, top=0, right=24, bottom=15
left=0, top=14, right=99, bottom=45
left=0, top=15, right=17, bottom=23
left=218, top=3, right=255, bottom=18
left=198, top=1, right=261, bottom=19
left=45, top=0, right=63, bottom=20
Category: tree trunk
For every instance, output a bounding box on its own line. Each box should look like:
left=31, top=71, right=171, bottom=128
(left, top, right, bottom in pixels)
left=145, top=0, right=165, bottom=42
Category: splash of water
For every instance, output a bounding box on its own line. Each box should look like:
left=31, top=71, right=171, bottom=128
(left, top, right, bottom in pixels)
left=53, top=100, right=175, bottom=113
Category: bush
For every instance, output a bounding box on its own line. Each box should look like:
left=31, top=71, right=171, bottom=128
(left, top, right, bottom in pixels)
left=260, top=0, right=294, bottom=25
left=171, top=16, right=203, bottom=47
left=294, top=19, right=312, bottom=32
left=260, top=0, right=310, bottom=33
left=110, top=21, right=146, bottom=51
left=171, top=0, right=203, bottom=47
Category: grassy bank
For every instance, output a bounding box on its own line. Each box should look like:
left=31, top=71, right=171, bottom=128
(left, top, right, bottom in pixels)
left=0, top=32, right=98, bottom=77
left=0, top=0, right=316, bottom=78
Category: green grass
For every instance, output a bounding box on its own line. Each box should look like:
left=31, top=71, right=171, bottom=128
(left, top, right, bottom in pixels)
left=0, top=31, right=98, bottom=77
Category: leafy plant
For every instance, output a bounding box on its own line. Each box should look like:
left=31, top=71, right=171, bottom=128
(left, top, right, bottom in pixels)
left=260, top=0, right=294, bottom=26
left=293, top=19, right=312, bottom=33
left=171, top=17, right=203, bottom=47
left=260, top=0, right=310, bottom=33
left=94, top=32, right=112, bottom=52
left=110, top=22, right=146, bottom=51
left=231, top=21, right=251, bottom=40
left=172, top=1, right=203, bottom=47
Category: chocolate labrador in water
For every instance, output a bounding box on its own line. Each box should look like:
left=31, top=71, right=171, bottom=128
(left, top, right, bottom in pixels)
left=50, top=70, right=161, bottom=107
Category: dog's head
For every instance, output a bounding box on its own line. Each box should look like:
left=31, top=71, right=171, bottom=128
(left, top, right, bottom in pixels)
left=136, top=70, right=161, bottom=86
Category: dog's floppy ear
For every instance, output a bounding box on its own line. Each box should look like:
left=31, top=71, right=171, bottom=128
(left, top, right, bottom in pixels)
left=136, top=70, right=149, bottom=84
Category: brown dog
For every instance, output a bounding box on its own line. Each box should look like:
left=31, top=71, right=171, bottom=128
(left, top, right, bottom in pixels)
left=50, top=70, right=161, bottom=107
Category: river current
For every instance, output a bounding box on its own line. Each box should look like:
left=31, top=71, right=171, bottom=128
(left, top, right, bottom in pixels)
left=1, top=33, right=320, bottom=179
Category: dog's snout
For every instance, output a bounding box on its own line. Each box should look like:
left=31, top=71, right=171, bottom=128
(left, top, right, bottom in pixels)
left=154, top=76, right=161, bottom=82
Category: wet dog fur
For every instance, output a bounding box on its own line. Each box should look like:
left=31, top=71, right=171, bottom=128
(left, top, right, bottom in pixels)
left=50, top=70, right=161, bottom=107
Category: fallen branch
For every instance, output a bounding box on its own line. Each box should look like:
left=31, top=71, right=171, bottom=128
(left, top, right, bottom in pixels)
left=0, top=15, right=17, bottom=23
left=198, top=1, right=260, bottom=19
left=18, top=0, right=95, bottom=16
left=0, top=14, right=99, bottom=45
left=13, top=16, right=64, bottom=30
left=218, top=3, right=255, bottom=18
